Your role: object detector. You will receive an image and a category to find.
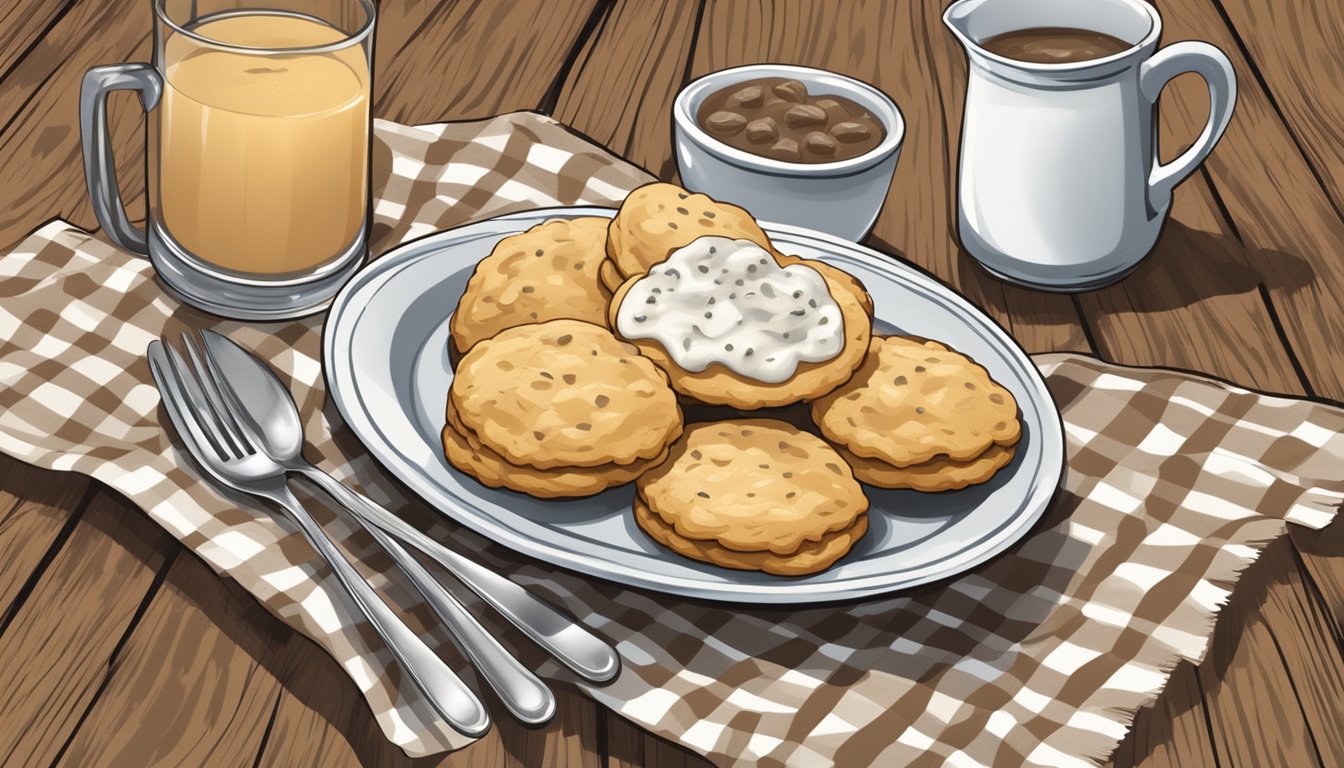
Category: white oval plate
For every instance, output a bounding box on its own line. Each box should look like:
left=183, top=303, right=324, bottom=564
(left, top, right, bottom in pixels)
left=323, top=207, right=1065, bottom=604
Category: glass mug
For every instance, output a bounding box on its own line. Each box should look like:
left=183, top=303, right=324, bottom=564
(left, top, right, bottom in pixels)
left=79, top=0, right=375, bottom=319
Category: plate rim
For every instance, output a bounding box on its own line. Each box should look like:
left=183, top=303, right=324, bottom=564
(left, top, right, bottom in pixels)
left=323, top=205, right=1066, bottom=604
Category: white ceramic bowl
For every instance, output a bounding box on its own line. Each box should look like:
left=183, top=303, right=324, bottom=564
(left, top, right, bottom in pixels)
left=673, top=64, right=905, bottom=241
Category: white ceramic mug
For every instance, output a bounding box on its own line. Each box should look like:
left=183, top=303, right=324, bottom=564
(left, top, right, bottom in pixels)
left=945, top=0, right=1236, bottom=291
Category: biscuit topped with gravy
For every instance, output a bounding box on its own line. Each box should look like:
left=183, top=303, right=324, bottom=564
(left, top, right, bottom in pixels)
left=609, top=237, right=872, bottom=409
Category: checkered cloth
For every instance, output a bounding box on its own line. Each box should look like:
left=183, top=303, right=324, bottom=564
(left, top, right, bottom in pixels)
left=2, top=112, right=1342, bottom=766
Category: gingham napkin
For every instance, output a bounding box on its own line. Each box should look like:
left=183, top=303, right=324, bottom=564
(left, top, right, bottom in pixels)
left=2, top=111, right=1342, bottom=766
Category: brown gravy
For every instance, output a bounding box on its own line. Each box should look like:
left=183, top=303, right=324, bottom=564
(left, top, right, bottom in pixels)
left=696, top=77, right=885, bottom=164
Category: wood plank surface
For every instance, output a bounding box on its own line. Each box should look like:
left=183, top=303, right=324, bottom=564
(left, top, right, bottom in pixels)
left=373, top=0, right=608, bottom=124
left=1152, top=0, right=1344, bottom=402
left=0, top=489, right=175, bottom=767
left=1, top=0, right=1343, bottom=766
left=0, top=0, right=70, bottom=84
left=554, top=0, right=703, bottom=178
left=1256, top=540, right=1344, bottom=765
left=607, top=714, right=704, bottom=768
left=0, top=0, right=151, bottom=252
left=0, top=455, right=89, bottom=622
left=1197, top=538, right=1327, bottom=767
left=1214, top=0, right=1344, bottom=216
left=1109, top=664, right=1219, bottom=768
left=55, top=543, right=287, bottom=767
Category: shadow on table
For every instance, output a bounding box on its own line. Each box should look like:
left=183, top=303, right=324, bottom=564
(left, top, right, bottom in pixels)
left=870, top=219, right=1317, bottom=322
left=1081, top=219, right=1316, bottom=311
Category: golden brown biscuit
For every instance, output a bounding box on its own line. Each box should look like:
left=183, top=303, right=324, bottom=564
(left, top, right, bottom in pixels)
left=451, top=320, right=682, bottom=469
left=599, top=257, right=625, bottom=294
left=442, top=401, right=666, bottom=498
left=637, top=420, right=868, bottom=555
left=634, top=498, right=868, bottom=576
left=835, top=443, right=1016, bottom=491
left=608, top=257, right=873, bottom=409
left=812, top=336, right=1021, bottom=468
left=606, top=182, right=778, bottom=277
left=451, top=217, right=611, bottom=355
left=789, top=255, right=875, bottom=318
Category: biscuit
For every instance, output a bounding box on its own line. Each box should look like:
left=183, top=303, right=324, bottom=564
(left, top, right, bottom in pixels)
left=599, top=257, right=624, bottom=294
left=606, top=182, right=778, bottom=277
left=787, top=255, right=875, bottom=318
left=634, top=498, right=868, bottom=576
left=637, top=420, right=868, bottom=556
left=451, top=319, right=682, bottom=469
left=609, top=256, right=873, bottom=409
left=443, top=401, right=666, bottom=498
left=835, top=442, right=1016, bottom=491
left=812, top=335, right=1021, bottom=468
left=451, top=217, right=612, bottom=355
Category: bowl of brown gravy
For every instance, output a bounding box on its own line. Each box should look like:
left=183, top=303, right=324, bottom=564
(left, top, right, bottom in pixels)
left=674, top=64, right=904, bottom=240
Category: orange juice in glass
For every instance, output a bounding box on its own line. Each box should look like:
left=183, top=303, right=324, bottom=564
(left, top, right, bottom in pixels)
left=80, top=0, right=375, bottom=319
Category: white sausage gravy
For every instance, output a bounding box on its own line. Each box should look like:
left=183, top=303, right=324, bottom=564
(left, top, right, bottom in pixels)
left=615, top=237, right=843, bottom=383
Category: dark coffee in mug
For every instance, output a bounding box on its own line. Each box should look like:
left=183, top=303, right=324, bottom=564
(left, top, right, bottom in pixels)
left=980, top=27, right=1131, bottom=64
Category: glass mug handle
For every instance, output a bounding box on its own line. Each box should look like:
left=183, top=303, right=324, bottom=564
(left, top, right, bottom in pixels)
left=79, top=63, right=164, bottom=257
left=1139, top=41, right=1237, bottom=208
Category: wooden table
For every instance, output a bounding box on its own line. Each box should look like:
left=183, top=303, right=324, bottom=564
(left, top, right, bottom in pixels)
left=2, top=0, right=1343, bottom=764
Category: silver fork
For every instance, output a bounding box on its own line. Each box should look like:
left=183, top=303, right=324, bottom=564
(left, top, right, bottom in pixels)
left=147, top=340, right=491, bottom=738
left=193, top=329, right=620, bottom=686
left=179, top=331, right=556, bottom=725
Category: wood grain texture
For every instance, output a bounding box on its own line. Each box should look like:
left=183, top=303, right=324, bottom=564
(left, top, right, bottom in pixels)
left=55, top=548, right=288, bottom=767
left=1215, top=0, right=1344, bottom=215
left=0, top=0, right=71, bottom=83
left=607, top=713, right=708, bottom=768
left=1069, top=40, right=1305, bottom=392
left=553, top=0, right=703, bottom=177
left=1145, top=1, right=1344, bottom=705
left=258, top=629, right=609, bottom=768
left=0, top=454, right=89, bottom=621
left=0, top=490, right=174, bottom=767
left=1150, top=0, right=1344, bottom=402
left=372, top=0, right=608, bottom=124
left=0, top=0, right=1343, bottom=766
left=0, top=0, right=151, bottom=252
left=1255, top=539, right=1344, bottom=765
left=1074, top=177, right=1304, bottom=393
left=1109, top=663, right=1219, bottom=768
left=1198, top=537, right=1327, bottom=767
left=1290, top=519, right=1344, bottom=638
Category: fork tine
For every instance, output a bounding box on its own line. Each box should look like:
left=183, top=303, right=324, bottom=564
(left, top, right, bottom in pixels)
left=149, top=341, right=236, bottom=465
left=162, top=338, right=243, bottom=460
left=192, top=329, right=260, bottom=441
left=180, top=330, right=254, bottom=451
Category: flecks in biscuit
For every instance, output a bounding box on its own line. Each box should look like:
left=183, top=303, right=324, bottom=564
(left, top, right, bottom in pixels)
left=443, top=400, right=667, bottom=498
left=812, top=335, right=1021, bottom=468
left=837, top=442, right=1016, bottom=491
left=637, top=419, right=868, bottom=562
left=451, top=217, right=612, bottom=355
left=606, top=182, right=777, bottom=277
left=634, top=498, right=868, bottom=576
left=452, top=319, right=683, bottom=470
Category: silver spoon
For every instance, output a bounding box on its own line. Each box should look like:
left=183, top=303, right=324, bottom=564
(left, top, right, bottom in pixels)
left=149, top=339, right=492, bottom=737
left=195, top=329, right=622, bottom=686
left=180, top=331, right=556, bottom=724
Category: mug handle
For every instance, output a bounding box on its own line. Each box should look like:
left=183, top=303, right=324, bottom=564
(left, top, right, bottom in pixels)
left=79, top=63, right=164, bottom=257
left=1140, top=41, right=1237, bottom=209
